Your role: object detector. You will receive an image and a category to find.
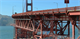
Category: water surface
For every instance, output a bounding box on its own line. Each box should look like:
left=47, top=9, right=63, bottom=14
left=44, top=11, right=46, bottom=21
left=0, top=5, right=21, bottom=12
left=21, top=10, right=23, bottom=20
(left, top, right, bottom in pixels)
left=0, top=26, right=14, bottom=39
left=0, top=26, right=79, bottom=39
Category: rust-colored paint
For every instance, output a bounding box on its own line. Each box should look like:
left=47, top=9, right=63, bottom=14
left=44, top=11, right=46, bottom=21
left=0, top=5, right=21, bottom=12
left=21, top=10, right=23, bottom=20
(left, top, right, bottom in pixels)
left=69, top=12, right=80, bottom=15
left=12, top=6, right=80, bottom=17
left=11, top=6, right=80, bottom=39
left=65, top=0, right=69, bottom=3
left=77, top=36, right=80, bottom=39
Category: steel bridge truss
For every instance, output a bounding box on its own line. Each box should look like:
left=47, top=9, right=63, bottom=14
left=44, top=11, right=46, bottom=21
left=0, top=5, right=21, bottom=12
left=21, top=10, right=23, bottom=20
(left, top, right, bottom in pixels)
left=11, top=6, right=80, bottom=39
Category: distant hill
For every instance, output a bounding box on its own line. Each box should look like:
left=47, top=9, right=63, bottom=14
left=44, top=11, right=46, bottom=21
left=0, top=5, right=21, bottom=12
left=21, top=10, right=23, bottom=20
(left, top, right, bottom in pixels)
left=0, top=14, right=14, bottom=26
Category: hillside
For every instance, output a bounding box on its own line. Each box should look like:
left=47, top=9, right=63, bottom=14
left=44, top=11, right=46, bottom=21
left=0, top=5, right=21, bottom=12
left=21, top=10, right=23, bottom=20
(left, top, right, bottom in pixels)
left=0, top=14, right=14, bottom=26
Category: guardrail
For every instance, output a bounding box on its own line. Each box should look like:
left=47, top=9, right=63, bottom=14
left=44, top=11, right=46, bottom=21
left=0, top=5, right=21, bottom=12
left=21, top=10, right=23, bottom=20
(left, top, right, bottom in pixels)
left=12, top=6, right=80, bottom=17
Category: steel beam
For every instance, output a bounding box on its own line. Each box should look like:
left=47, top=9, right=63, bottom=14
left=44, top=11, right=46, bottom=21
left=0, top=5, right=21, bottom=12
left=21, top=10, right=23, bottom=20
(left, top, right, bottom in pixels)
left=71, top=21, right=75, bottom=39
left=15, top=27, right=18, bottom=39
left=69, top=12, right=80, bottom=15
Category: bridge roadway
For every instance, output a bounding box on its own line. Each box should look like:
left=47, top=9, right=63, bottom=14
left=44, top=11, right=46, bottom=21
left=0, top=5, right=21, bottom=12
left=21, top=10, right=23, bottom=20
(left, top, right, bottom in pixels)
left=12, top=6, right=80, bottom=17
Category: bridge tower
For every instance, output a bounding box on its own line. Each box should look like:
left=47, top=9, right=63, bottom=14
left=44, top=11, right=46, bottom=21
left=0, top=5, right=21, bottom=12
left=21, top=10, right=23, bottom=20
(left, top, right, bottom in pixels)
left=26, top=0, right=33, bottom=12
left=14, top=0, right=33, bottom=39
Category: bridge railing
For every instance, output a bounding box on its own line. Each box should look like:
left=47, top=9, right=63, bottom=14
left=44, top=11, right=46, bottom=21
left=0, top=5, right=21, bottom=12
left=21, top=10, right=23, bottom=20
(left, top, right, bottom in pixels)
left=12, top=6, right=80, bottom=17
left=31, top=6, right=80, bottom=14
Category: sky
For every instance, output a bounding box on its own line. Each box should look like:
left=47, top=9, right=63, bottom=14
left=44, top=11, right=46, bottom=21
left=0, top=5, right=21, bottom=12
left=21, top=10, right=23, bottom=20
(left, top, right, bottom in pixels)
left=0, top=0, right=80, bottom=16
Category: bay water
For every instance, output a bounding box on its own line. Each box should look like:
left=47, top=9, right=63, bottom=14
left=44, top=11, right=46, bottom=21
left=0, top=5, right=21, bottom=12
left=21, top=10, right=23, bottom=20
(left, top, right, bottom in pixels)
left=0, top=26, right=15, bottom=39
left=0, top=26, right=80, bottom=39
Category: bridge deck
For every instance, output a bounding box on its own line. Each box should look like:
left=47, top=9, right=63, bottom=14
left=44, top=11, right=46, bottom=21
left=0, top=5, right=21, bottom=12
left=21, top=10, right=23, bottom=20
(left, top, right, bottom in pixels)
left=11, top=6, right=80, bottom=39
left=12, top=6, right=80, bottom=17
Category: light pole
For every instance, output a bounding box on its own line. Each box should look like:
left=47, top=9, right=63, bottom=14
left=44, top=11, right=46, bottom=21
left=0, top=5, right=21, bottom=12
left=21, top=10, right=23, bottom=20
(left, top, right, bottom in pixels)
left=53, top=2, right=58, bottom=8
left=12, top=6, right=14, bottom=15
left=12, top=6, right=16, bottom=15
left=22, top=0, right=25, bottom=12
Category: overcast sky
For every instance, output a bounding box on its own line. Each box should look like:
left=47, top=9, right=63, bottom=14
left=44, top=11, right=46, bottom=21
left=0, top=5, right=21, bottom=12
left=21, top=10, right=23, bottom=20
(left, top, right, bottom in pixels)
left=0, top=0, right=80, bottom=16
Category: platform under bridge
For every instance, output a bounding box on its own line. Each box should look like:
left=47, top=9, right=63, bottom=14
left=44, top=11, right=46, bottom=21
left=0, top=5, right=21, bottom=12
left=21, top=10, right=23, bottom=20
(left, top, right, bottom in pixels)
left=11, top=6, right=80, bottom=39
